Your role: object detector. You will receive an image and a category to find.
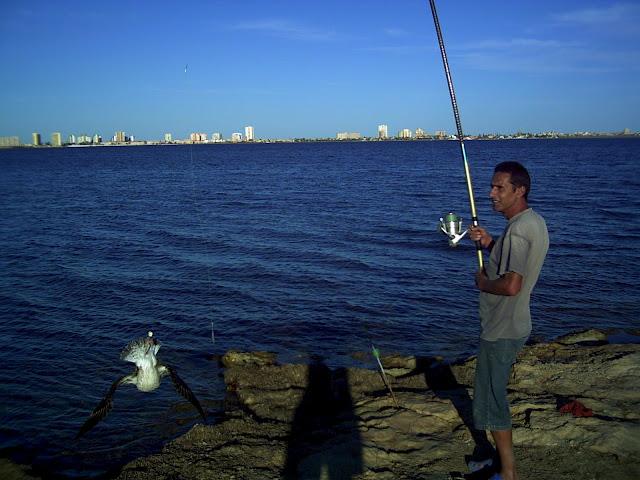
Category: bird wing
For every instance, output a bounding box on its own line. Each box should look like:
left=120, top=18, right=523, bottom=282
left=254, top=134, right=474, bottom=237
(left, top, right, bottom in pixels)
left=161, top=365, right=206, bottom=421
left=76, top=373, right=133, bottom=439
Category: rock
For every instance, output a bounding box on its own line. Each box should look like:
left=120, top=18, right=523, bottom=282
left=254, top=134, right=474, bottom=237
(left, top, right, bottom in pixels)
left=0, top=459, right=40, bottom=480
left=117, top=330, right=640, bottom=480
left=377, top=354, right=417, bottom=376
left=554, top=329, right=608, bottom=345
left=220, top=350, right=277, bottom=367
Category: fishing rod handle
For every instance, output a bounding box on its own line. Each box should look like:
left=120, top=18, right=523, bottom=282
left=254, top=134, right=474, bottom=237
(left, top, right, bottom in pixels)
left=461, top=144, right=484, bottom=269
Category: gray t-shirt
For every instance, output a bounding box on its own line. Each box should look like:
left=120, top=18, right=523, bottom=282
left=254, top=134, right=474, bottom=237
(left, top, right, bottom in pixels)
left=479, top=208, right=549, bottom=341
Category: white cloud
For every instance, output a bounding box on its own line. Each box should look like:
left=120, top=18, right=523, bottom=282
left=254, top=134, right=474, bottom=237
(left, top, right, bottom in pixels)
left=383, top=28, right=410, bottom=38
left=358, top=45, right=431, bottom=55
left=448, top=32, right=640, bottom=74
left=229, top=19, right=338, bottom=42
left=460, top=38, right=582, bottom=50
left=455, top=47, right=639, bottom=74
left=551, top=2, right=640, bottom=25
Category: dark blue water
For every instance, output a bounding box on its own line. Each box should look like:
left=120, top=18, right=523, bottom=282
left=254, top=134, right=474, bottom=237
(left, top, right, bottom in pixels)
left=1, top=139, right=639, bottom=477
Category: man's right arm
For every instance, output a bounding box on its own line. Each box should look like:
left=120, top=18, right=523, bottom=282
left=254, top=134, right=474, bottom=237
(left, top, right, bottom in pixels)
left=469, top=225, right=494, bottom=251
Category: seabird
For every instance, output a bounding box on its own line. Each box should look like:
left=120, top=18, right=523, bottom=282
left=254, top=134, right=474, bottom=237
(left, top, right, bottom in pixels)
left=77, top=331, right=206, bottom=438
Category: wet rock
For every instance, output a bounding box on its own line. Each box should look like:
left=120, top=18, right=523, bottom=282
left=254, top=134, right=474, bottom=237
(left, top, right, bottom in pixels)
left=220, top=350, right=277, bottom=367
left=117, top=330, right=640, bottom=480
left=554, top=328, right=608, bottom=345
left=0, top=459, right=40, bottom=480
left=376, top=354, right=417, bottom=376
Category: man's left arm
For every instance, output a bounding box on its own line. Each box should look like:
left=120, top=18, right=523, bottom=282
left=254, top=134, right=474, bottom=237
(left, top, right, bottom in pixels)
left=476, top=270, right=522, bottom=296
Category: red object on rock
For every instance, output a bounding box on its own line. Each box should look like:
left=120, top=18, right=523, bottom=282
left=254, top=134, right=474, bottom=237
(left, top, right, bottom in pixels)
left=559, top=400, right=593, bottom=417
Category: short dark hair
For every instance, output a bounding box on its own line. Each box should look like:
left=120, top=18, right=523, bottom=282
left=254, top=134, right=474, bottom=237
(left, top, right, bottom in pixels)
left=494, top=161, right=530, bottom=200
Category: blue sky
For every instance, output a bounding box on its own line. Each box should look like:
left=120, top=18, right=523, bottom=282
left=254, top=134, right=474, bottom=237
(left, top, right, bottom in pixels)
left=1, top=0, right=638, bottom=142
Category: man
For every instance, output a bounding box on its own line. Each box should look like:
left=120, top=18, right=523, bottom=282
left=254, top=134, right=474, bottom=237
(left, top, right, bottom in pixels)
left=468, top=161, right=549, bottom=480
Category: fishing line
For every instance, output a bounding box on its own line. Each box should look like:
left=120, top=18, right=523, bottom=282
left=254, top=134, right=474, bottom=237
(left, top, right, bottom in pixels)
left=183, top=63, right=217, bottom=347
left=428, top=0, right=483, bottom=268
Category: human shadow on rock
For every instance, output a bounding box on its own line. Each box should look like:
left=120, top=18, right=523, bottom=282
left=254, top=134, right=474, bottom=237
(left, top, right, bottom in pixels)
left=283, top=357, right=363, bottom=479
left=418, top=357, right=495, bottom=462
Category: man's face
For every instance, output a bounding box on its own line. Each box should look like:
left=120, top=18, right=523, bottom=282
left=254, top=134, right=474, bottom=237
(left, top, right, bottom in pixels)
left=490, top=172, right=524, bottom=216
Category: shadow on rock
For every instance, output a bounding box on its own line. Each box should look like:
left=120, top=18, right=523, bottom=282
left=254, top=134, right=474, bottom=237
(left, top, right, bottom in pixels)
left=283, top=357, right=363, bottom=479
left=418, top=357, right=495, bottom=462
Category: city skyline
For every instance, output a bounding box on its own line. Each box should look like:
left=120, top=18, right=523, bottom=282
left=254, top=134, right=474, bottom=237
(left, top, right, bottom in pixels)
left=1, top=0, right=638, bottom=143
left=10, top=122, right=635, bottom=149
left=4, top=122, right=638, bottom=148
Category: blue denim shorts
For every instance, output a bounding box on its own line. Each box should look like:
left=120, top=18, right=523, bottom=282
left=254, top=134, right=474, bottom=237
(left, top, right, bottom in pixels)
left=473, top=336, right=527, bottom=431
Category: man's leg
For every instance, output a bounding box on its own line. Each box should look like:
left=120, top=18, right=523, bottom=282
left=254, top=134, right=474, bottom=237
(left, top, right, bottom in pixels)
left=491, top=429, right=517, bottom=480
left=473, top=337, right=527, bottom=479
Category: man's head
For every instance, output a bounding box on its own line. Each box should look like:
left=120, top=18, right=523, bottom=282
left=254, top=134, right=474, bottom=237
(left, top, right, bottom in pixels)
left=490, top=161, right=530, bottom=218
left=494, top=161, right=530, bottom=200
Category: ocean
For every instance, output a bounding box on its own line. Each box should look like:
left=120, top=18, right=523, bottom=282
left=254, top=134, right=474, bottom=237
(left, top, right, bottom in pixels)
left=1, top=138, right=639, bottom=477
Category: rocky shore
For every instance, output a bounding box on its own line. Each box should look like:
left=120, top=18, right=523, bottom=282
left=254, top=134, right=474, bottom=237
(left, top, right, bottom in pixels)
left=114, top=329, right=640, bottom=480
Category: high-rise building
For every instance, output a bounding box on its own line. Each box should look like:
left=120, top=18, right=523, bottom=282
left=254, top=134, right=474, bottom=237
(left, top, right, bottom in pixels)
left=51, top=132, right=62, bottom=147
left=0, top=136, right=20, bottom=147
left=164, top=133, right=172, bottom=142
left=211, top=132, right=222, bottom=142
left=231, top=132, right=243, bottom=142
left=244, top=126, right=254, bottom=141
left=93, top=134, right=102, bottom=144
left=189, top=132, right=207, bottom=142
left=378, top=124, right=388, bottom=139
left=114, top=131, right=126, bottom=142
left=336, top=132, right=361, bottom=140
left=68, top=134, right=77, bottom=144
left=398, top=129, right=412, bottom=139
left=32, top=132, right=41, bottom=146
left=415, top=128, right=426, bottom=139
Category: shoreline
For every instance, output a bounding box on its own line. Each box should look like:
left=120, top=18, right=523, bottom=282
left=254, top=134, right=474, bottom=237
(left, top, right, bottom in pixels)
left=113, top=328, right=639, bottom=480
left=2, top=135, right=640, bottom=150
left=3, top=328, right=639, bottom=479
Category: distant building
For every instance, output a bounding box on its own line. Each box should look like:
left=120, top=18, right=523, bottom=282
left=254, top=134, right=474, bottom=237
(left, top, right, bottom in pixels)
left=398, top=128, right=412, bottom=139
left=164, top=133, right=172, bottom=142
left=77, top=134, right=92, bottom=144
left=68, top=134, right=77, bottom=144
left=114, top=131, right=126, bottom=143
left=93, top=134, right=102, bottom=144
left=190, top=132, right=207, bottom=142
left=434, top=130, right=447, bottom=139
left=244, top=126, right=254, bottom=141
left=623, top=128, right=633, bottom=135
left=231, top=132, right=243, bottom=143
left=51, top=132, right=62, bottom=147
left=0, top=136, right=20, bottom=147
left=336, top=132, right=361, bottom=140
left=415, top=128, right=427, bottom=139
left=378, top=124, right=388, bottom=139
left=211, top=132, right=222, bottom=142
left=32, top=132, right=41, bottom=146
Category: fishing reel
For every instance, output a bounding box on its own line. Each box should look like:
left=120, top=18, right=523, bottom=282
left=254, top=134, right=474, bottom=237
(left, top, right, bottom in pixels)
left=439, top=212, right=468, bottom=247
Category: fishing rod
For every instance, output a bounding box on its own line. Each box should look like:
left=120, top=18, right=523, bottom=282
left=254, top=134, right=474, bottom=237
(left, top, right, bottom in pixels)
left=371, top=343, right=400, bottom=408
left=362, top=324, right=399, bottom=407
left=428, top=0, right=483, bottom=268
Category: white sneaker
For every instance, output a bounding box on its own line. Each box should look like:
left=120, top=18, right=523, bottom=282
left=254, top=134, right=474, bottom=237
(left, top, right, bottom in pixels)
left=467, top=458, right=493, bottom=472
